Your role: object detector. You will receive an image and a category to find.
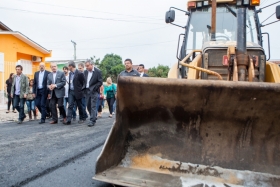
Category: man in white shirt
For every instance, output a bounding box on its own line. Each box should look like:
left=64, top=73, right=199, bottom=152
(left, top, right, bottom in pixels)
left=84, top=60, right=102, bottom=127
left=63, top=66, right=78, bottom=121
left=78, top=63, right=88, bottom=119
left=138, top=64, right=149, bottom=77
left=47, top=63, right=66, bottom=124
left=33, top=62, right=50, bottom=124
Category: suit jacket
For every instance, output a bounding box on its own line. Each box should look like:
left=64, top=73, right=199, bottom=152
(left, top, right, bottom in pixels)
left=11, top=74, right=29, bottom=98
left=47, top=70, right=66, bottom=99
left=33, top=70, right=51, bottom=96
left=142, top=73, right=149, bottom=77
left=68, top=69, right=85, bottom=99
left=84, top=67, right=103, bottom=94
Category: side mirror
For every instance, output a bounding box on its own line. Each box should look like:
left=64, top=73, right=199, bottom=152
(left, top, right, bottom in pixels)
left=276, top=5, right=280, bottom=19
left=165, top=10, right=175, bottom=23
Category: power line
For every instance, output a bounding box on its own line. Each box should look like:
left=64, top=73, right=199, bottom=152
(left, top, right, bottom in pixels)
left=0, top=6, right=163, bottom=25
left=261, top=13, right=275, bottom=24
left=247, top=8, right=279, bottom=33
left=9, top=0, right=163, bottom=21
left=260, top=0, right=271, bottom=6
left=51, top=40, right=176, bottom=50
left=38, top=26, right=168, bottom=44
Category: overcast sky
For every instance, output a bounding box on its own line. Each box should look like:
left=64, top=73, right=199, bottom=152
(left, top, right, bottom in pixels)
left=1, top=0, right=279, bottom=68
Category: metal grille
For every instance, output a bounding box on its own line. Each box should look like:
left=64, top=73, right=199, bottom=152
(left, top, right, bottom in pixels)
left=203, top=49, right=265, bottom=81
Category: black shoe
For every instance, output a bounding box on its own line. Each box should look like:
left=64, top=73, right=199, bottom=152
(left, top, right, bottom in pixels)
left=23, top=115, right=26, bottom=121
left=78, top=120, right=85, bottom=124
left=88, top=123, right=95, bottom=127
left=39, top=120, right=45, bottom=124
left=63, top=121, right=71, bottom=125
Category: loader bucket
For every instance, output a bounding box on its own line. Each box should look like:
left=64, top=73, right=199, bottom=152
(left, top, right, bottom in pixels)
left=94, top=77, right=280, bottom=187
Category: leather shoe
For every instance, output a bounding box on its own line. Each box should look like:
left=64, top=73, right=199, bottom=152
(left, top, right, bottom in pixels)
left=88, top=123, right=95, bottom=127
left=60, top=118, right=67, bottom=123
left=78, top=120, right=85, bottom=124
left=39, top=120, right=45, bottom=124
left=49, top=121, right=57, bottom=124
left=63, top=121, right=71, bottom=125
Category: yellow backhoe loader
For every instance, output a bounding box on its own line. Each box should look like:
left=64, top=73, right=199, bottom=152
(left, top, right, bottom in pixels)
left=94, top=0, right=280, bottom=186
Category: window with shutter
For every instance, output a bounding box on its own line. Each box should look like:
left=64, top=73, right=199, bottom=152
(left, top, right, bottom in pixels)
left=17, top=59, right=32, bottom=75
left=0, top=53, right=4, bottom=72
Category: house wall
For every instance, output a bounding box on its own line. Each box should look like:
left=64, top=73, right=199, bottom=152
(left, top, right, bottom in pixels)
left=0, top=34, right=51, bottom=90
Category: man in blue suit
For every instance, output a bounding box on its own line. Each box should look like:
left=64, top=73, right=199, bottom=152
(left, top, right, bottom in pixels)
left=138, top=64, right=149, bottom=77
left=33, top=62, right=50, bottom=124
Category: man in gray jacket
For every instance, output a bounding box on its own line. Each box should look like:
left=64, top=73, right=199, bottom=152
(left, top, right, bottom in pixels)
left=47, top=63, right=66, bottom=124
left=11, top=65, right=29, bottom=124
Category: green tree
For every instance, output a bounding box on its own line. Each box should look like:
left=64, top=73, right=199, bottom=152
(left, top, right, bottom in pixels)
left=148, top=64, right=170, bottom=78
left=99, top=53, right=124, bottom=82
left=90, top=55, right=100, bottom=65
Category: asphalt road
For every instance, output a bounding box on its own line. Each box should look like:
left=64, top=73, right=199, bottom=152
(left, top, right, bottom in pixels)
left=0, top=113, right=114, bottom=187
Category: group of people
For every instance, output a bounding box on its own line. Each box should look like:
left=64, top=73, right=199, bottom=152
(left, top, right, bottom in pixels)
left=5, top=58, right=147, bottom=127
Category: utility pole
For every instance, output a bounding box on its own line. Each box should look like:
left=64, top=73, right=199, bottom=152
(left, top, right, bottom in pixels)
left=71, top=40, right=77, bottom=60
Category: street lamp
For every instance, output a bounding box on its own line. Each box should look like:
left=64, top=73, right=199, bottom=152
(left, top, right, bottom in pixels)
left=71, top=40, right=77, bottom=60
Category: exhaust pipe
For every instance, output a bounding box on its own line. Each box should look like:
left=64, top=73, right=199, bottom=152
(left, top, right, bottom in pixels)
left=236, top=8, right=248, bottom=81
left=210, top=0, right=216, bottom=41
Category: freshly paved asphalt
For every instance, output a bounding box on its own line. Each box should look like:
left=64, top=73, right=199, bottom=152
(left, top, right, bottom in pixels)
left=0, top=113, right=114, bottom=187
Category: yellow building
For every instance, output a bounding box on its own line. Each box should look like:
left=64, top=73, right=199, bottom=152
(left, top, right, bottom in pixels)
left=0, top=21, right=52, bottom=92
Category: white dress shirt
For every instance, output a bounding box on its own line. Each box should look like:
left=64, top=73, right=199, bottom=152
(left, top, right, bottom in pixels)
left=38, top=70, right=45, bottom=89
left=15, top=74, right=21, bottom=95
left=140, top=72, right=144, bottom=77
left=52, top=72, right=56, bottom=84
left=64, top=74, right=69, bottom=98
left=86, top=69, right=94, bottom=88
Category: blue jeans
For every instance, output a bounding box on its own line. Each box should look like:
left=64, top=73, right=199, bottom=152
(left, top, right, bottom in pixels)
left=106, top=97, right=115, bottom=114
left=82, top=97, right=88, bottom=118
left=96, top=94, right=100, bottom=117
left=35, top=88, right=47, bottom=120
left=67, top=90, right=85, bottom=121
left=13, top=95, right=26, bottom=121
left=101, top=99, right=105, bottom=108
left=85, top=90, right=98, bottom=124
left=113, top=100, right=116, bottom=113
left=64, top=97, right=76, bottom=118
left=26, top=100, right=35, bottom=111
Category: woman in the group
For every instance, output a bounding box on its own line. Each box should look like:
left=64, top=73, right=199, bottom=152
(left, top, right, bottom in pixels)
left=26, top=79, right=37, bottom=120
left=104, top=77, right=117, bottom=118
left=5, top=73, right=16, bottom=113
left=97, top=85, right=104, bottom=118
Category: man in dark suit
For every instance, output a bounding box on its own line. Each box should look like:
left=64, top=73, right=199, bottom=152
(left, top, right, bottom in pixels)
left=138, top=64, right=149, bottom=77
left=33, top=62, right=51, bottom=124
left=64, top=61, right=86, bottom=125
left=84, top=60, right=103, bottom=127
left=47, top=63, right=66, bottom=124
